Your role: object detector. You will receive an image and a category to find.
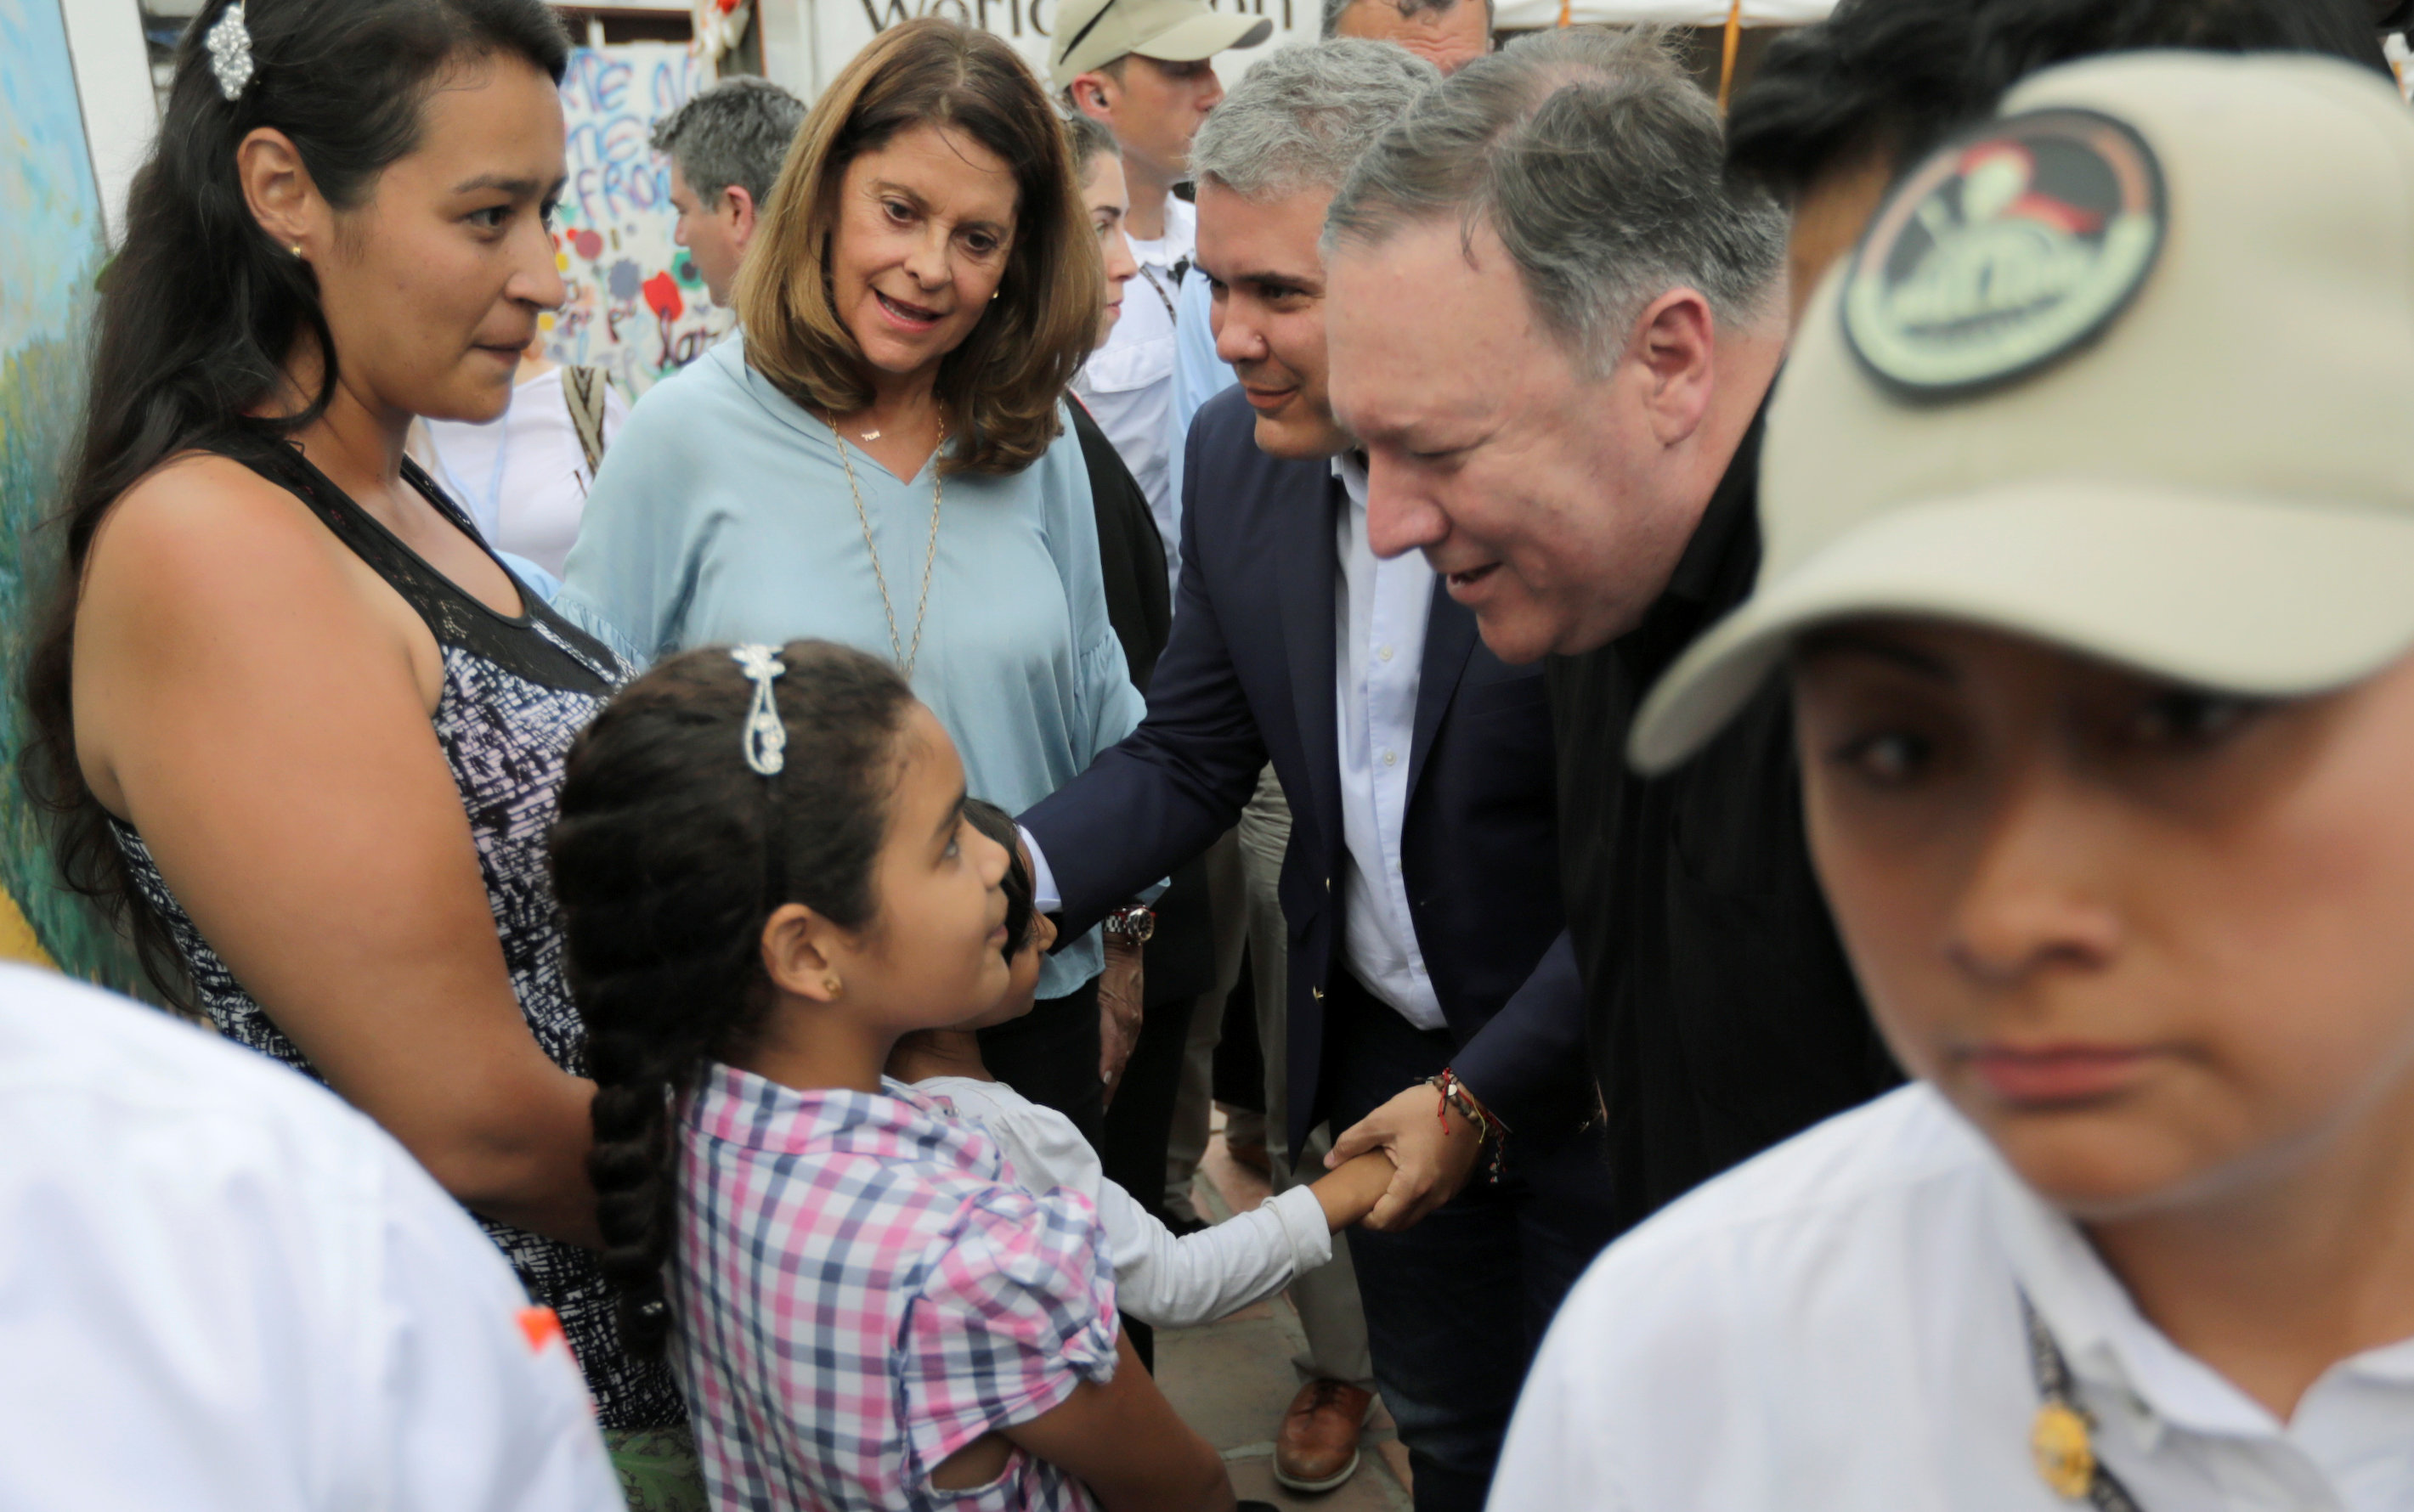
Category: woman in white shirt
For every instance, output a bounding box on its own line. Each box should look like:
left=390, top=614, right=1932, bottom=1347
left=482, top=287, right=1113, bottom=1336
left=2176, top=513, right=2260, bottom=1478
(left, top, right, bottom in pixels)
left=1492, top=54, right=2414, bottom=1512
left=416, top=341, right=627, bottom=578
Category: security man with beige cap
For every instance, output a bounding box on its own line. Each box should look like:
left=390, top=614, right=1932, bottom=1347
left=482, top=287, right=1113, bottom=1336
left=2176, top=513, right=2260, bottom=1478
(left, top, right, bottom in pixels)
left=1057, top=0, right=1269, bottom=567
left=1491, top=48, right=2414, bottom=1511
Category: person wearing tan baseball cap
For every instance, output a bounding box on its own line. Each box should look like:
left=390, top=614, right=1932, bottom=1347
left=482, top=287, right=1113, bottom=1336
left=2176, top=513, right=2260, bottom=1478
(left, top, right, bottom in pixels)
left=1490, top=49, right=2414, bottom=1511
left=1052, top=0, right=1273, bottom=93
left=1058, top=0, right=1269, bottom=572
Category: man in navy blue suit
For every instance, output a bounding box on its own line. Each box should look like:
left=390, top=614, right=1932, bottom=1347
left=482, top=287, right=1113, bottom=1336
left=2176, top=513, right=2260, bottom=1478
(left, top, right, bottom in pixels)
left=1020, top=41, right=1614, bottom=1512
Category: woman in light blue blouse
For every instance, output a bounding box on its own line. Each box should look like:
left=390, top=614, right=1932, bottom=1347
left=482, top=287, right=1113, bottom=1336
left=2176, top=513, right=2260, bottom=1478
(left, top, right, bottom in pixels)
left=558, top=20, right=1141, bottom=1137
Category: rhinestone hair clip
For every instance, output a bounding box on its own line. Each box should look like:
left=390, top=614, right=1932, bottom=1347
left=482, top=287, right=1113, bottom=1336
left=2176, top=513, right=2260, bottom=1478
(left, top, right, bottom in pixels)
left=731, top=645, right=788, bottom=777
left=206, top=1, right=256, bottom=102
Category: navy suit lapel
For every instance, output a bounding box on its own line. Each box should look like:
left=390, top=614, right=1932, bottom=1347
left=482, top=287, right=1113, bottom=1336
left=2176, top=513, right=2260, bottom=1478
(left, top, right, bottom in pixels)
left=1405, top=578, right=1478, bottom=803
left=1278, top=466, right=1345, bottom=858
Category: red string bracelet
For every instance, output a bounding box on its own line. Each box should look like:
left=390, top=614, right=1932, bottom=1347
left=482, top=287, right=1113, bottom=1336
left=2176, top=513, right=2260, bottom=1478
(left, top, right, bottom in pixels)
left=1427, top=1067, right=1512, bottom=1184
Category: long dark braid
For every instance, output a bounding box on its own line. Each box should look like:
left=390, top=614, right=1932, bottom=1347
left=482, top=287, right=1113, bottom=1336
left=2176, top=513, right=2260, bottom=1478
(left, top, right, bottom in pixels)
left=550, top=640, right=914, bottom=1358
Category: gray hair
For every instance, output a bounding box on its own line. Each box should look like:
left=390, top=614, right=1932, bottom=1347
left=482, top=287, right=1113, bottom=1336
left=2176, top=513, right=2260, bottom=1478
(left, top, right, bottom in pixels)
left=1190, top=41, right=1442, bottom=200
left=1324, top=26, right=1787, bottom=373
left=649, top=76, right=808, bottom=207
left=1320, top=0, right=1494, bottom=42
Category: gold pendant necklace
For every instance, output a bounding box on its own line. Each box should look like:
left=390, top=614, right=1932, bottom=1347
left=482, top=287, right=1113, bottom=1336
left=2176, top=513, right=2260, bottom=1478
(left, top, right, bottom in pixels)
left=827, top=414, right=943, bottom=680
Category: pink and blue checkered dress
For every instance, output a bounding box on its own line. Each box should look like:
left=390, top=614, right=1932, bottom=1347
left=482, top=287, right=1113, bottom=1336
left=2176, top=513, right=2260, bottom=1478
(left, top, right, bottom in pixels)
left=673, top=1066, right=1119, bottom=1510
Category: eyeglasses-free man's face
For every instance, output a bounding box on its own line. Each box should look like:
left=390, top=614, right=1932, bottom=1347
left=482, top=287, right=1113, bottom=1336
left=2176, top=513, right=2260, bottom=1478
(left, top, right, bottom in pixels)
left=1070, top=54, right=1226, bottom=186
left=1326, top=219, right=1723, bottom=666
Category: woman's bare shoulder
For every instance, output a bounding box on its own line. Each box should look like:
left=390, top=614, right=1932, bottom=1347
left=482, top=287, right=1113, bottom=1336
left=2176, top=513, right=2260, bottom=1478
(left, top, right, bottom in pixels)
left=72, top=449, right=444, bottom=808
left=88, top=450, right=381, bottom=619
left=99, top=449, right=325, bottom=554
left=80, top=449, right=433, bottom=695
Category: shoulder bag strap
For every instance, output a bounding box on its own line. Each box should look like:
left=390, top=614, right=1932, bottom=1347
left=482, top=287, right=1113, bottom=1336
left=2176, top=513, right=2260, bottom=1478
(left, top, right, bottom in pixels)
left=561, top=365, right=612, bottom=475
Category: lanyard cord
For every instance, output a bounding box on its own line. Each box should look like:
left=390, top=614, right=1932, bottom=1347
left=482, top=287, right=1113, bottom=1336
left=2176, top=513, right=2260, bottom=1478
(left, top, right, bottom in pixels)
left=2021, top=1290, right=2145, bottom=1511
left=1135, top=262, right=1178, bottom=324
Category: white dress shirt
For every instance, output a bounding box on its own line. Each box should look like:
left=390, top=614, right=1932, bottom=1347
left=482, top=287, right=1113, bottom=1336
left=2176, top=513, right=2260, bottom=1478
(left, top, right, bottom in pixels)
left=917, top=1075, right=1330, bottom=1329
left=1490, top=1082, right=2414, bottom=1512
left=1331, top=454, right=1446, bottom=1031
left=0, top=964, right=621, bottom=1511
left=1023, top=456, right=1450, bottom=1036
left=1072, top=195, right=1193, bottom=595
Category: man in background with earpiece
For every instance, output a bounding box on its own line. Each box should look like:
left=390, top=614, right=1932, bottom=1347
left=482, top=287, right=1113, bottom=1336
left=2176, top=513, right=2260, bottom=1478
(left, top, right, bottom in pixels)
left=1055, top=0, right=1269, bottom=590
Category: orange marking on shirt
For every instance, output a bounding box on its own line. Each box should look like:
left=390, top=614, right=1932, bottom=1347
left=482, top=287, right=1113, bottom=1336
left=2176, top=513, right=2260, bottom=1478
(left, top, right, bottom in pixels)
left=518, top=1306, right=568, bottom=1356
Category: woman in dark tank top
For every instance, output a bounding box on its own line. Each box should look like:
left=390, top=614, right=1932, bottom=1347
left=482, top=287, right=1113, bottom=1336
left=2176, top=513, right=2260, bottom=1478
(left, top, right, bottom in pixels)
left=20, top=0, right=693, bottom=1497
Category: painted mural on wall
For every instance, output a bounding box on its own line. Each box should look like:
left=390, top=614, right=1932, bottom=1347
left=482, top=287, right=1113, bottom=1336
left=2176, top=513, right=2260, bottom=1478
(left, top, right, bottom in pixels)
left=547, top=44, right=732, bottom=396
left=0, top=0, right=145, bottom=990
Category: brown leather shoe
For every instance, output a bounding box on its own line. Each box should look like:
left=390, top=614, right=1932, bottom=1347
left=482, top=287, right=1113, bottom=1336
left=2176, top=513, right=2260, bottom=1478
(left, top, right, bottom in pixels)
left=1273, top=1379, right=1373, bottom=1493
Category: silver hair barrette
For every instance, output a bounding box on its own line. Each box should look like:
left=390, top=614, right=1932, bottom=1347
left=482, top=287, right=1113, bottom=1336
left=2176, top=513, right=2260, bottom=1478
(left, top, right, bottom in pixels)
left=731, top=645, right=788, bottom=776
left=206, top=1, right=256, bottom=102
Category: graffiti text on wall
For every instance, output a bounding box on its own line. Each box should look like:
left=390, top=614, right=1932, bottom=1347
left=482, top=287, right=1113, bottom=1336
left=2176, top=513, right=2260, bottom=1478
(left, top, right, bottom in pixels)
left=548, top=44, right=730, bottom=396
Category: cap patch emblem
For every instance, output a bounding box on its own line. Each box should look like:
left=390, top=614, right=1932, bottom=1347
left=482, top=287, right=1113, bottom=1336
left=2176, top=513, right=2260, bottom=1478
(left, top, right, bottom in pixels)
left=1843, top=108, right=2164, bottom=396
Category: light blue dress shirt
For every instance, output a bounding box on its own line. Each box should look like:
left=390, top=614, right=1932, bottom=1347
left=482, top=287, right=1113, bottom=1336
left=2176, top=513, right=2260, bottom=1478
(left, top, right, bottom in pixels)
left=1161, top=266, right=1240, bottom=593
left=1331, top=454, right=1446, bottom=1030
left=557, top=338, right=1145, bottom=999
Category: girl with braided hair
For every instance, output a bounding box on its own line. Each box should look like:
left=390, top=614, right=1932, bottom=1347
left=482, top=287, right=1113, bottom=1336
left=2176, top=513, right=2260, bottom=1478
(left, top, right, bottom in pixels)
left=550, top=640, right=1238, bottom=1512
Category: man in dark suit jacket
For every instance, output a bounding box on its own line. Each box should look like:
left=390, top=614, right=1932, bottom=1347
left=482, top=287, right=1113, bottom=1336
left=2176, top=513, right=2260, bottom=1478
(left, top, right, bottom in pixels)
left=1019, top=40, right=1614, bottom=1512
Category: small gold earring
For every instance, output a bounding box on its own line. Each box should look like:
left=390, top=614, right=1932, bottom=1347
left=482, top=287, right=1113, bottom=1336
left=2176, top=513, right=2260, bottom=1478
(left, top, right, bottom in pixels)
left=823, top=975, right=842, bottom=996
left=991, top=289, right=1000, bottom=302
left=289, top=244, right=303, bottom=257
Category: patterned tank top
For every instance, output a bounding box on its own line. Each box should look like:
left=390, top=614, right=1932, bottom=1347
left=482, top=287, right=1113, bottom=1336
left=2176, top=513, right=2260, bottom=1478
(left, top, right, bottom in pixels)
left=109, top=440, right=681, bottom=1430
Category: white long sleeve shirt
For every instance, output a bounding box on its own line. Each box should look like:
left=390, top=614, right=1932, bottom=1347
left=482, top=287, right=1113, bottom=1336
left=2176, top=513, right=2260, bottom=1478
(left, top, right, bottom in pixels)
left=918, top=1074, right=1331, bottom=1329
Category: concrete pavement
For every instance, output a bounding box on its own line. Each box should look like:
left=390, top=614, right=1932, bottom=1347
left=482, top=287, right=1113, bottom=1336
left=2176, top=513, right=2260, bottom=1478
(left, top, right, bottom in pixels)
left=1157, top=1124, right=1414, bottom=1511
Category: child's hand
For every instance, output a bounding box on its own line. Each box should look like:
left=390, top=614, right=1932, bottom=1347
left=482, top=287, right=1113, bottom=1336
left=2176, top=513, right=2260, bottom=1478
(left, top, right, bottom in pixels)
left=1307, top=1150, right=1397, bottom=1233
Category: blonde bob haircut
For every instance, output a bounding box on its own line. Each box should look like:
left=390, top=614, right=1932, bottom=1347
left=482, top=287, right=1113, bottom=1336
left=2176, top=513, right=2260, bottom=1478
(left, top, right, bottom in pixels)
left=736, top=19, right=1102, bottom=476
